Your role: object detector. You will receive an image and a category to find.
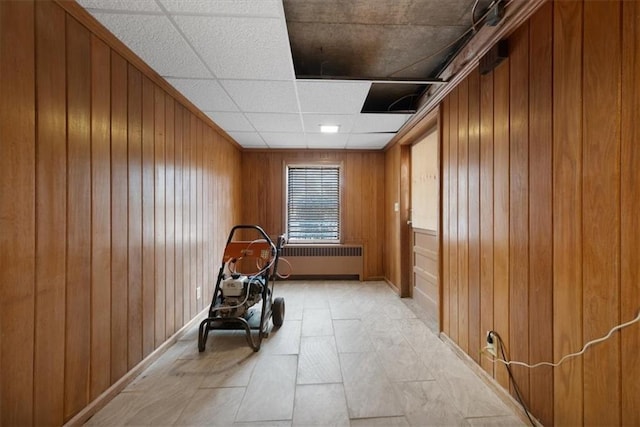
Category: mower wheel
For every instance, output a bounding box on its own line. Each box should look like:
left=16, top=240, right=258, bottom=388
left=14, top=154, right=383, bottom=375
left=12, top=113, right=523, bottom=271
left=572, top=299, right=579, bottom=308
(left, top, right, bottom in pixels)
left=272, top=297, right=285, bottom=327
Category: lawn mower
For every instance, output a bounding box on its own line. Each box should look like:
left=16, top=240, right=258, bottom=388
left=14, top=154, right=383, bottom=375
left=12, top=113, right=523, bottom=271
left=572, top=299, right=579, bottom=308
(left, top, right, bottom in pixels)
left=198, top=225, right=286, bottom=352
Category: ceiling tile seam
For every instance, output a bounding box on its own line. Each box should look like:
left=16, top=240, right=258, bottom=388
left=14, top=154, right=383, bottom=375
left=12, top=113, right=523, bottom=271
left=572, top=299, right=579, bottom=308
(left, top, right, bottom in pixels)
left=153, top=0, right=267, bottom=147
left=164, top=11, right=282, bottom=20
left=275, top=0, right=308, bottom=148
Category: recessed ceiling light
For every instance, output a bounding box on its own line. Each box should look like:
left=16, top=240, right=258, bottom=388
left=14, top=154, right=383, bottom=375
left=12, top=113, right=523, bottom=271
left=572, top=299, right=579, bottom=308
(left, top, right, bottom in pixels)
left=320, top=124, right=340, bottom=133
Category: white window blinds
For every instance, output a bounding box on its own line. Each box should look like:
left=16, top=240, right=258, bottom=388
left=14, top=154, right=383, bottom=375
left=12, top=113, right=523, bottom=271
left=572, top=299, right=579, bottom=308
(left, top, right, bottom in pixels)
left=286, top=165, right=340, bottom=241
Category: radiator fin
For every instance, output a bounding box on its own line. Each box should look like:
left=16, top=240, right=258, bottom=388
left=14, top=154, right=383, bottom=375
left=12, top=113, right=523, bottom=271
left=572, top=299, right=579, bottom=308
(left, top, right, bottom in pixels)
left=282, top=246, right=362, bottom=257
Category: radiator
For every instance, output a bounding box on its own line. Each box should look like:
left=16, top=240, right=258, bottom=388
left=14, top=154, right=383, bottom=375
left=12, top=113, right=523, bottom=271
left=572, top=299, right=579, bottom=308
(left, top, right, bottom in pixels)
left=280, top=245, right=363, bottom=280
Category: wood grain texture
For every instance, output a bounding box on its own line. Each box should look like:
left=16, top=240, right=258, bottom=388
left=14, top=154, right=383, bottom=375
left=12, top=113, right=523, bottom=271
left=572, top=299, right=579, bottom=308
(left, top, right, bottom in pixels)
left=1, top=2, right=243, bottom=422
left=552, top=1, right=584, bottom=424
left=441, top=98, right=450, bottom=335
left=448, top=85, right=459, bottom=343
left=0, top=1, right=36, bottom=424
left=621, top=1, right=640, bottom=424
left=154, top=86, right=166, bottom=346
left=508, top=22, right=530, bottom=403
left=479, top=70, right=494, bottom=377
left=492, top=58, right=510, bottom=389
left=457, top=79, right=470, bottom=354
left=174, top=105, right=184, bottom=330
left=165, top=96, right=176, bottom=338
left=65, top=15, right=92, bottom=420
left=127, top=64, right=143, bottom=370
left=141, top=76, right=156, bottom=359
left=582, top=1, right=621, bottom=424
left=467, top=68, right=481, bottom=363
left=110, top=51, right=129, bottom=384
left=34, top=2, right=66, bottom=424
left=527, top=3, right=553, bottom=424
left=90, top=34, right=112, bottom=402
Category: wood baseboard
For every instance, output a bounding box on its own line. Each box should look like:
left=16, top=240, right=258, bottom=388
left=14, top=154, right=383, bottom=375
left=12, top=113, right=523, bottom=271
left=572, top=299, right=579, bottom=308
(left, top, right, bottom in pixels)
left=63, top=308, right=209, bottom=426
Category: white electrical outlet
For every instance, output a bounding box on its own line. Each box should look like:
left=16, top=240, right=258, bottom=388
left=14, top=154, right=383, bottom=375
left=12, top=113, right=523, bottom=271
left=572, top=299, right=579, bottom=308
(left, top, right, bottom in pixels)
left=196, top=286, right=201, bottom=299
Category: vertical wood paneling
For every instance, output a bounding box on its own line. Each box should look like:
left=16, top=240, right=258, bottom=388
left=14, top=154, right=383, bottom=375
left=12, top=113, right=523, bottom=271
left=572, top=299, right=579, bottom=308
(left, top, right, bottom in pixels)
left=141, top=76, right=155, bottom=358
left=65, top=16, right=92, bottom=419
left=89, top=34, right=112, bottom=401
left=457, top=79, right=470, bottom=353
left=174, top=106, right=184, bottom=329
left=182, top=111, right=191, bottom=324
left=582, top=2, right=621, bottom=424
left=1, top=3, right=243, bottom=422
left=165, top=96, right=176, bottom=338
left=0, top=1, right=35, bottom=424
left=154, top=87, right=166, bottom=346
left=110, top=51, right=129, bottom=384
left=34, top=2, right=66, bottom=424
left=127, top=65, right=143, bottom=369
left=508, top=22, right=530, bottom=402
left=467, top=68, right=481, bottom=363
left=621, top=2, right=640, bottom=424
left=479, top=70, right=494, bottom=376
left=448, top=86, right=459, bottom=342
left=441, top=100, right=450, bottom=334
left=492, top=59, right=510, bottom=389
left=553, top=2, right=584, bottom=424
left=197, top=121, right=204, bottom=313
left=527, top=3, right=553, bottom=424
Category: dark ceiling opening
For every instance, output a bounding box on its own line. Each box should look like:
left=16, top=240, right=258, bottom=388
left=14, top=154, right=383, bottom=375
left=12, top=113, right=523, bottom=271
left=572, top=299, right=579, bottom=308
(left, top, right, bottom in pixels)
left=283, top=0, right=493, bottom=113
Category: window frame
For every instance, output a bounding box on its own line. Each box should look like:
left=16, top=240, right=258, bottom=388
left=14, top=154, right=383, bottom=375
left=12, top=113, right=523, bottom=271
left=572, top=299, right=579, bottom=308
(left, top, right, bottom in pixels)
left=284, top=161, right=343, bottom=244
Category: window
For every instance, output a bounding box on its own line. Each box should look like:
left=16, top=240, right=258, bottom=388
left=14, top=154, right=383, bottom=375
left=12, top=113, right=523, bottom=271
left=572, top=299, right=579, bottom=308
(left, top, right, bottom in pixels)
left=286, top=164, right=341, bottom=242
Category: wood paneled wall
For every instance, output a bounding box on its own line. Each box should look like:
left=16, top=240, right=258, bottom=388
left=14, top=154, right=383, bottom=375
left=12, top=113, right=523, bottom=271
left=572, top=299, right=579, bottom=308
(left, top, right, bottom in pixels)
left=0, top=1, right=242, bottom=424
left=241, top=150, right=385, bottom=280
left=384, top=144, right=411, bottom=295
left=439, top=1, right=640, bottom=425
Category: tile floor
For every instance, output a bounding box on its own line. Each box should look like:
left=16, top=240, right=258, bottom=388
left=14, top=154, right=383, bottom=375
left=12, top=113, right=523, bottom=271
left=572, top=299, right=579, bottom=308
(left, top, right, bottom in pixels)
left=86, top=281, right=524, bottom=426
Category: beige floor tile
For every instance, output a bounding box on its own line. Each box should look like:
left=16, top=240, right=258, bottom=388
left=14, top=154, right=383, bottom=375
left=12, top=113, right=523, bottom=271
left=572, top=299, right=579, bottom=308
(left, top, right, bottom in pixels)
left=465, top=415, right=526, bottom=426
left=297, top=336, right=342, bottom=384
left=394, top=380, right=468, bottom=426
left=89, top=281, right=525, bottom=427
left=261, top=320, right=302, bottom=355
left=333, top=319, right=375, bottom=353
left=349, top=416, right=410, bottom=427
left=174, top=387, right=245, bottom=426
left=302, top=308, right=334, bottom=337
left=292, top=384, right=350, bottom=426
left=339, top=352, right=403, bottom=419
left=235, top=354, right=297, bottom=422
left=376, top=347, right=434, bottom=382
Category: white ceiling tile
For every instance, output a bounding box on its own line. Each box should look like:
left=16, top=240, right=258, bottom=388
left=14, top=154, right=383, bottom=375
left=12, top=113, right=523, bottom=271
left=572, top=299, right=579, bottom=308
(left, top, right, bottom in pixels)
left=260, top=133, right=307, bottom=148
left=352, top=113, right=412, bottom=133
left=159, top=0, right=282, bottom=18
left=173, top=15, right=294, bottom=80
left=205, top=112, right=253, bottom=131
left=228, top=132, right=266, bottom=147
left=347, top=133, right=395, bottom=149
left=297, top=81, right=371, bottom=114
left=307, top=133, right=349, bottom=149
left=245, top=113, right=303, bottom=133
left=78, top=0, right=161, bottom=12
left=166, top=78, right=238, bottom=112
left=302, top=114, right=355, bottom=133
left=221, top=80, right=298, bottom=113
left=89, top=13, right=211, bottom=78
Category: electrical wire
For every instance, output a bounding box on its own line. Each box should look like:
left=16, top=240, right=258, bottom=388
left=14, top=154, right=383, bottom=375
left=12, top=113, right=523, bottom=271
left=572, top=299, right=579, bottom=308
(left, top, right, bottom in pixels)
left=482, top=310, right=640, bottom=368
left=471, top=0, right=481, bottom=32
left=494, top=332, right=536, bottom=427
left=389, top=0, right=505, bottom=78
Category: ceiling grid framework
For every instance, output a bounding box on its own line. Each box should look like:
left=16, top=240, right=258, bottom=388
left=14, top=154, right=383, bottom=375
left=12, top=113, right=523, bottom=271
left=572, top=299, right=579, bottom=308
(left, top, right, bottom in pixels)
left=78, top=0, right=486, bottom=150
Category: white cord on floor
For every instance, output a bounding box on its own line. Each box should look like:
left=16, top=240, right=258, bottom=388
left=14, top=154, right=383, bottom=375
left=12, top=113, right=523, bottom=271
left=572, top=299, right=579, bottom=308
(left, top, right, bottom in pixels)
left=482, top=309, right=640, bottom=368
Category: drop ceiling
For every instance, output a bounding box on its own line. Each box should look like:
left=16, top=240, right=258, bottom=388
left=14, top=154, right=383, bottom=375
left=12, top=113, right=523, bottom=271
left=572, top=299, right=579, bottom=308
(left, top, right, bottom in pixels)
left=78, top=0, right=490, bottom=150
